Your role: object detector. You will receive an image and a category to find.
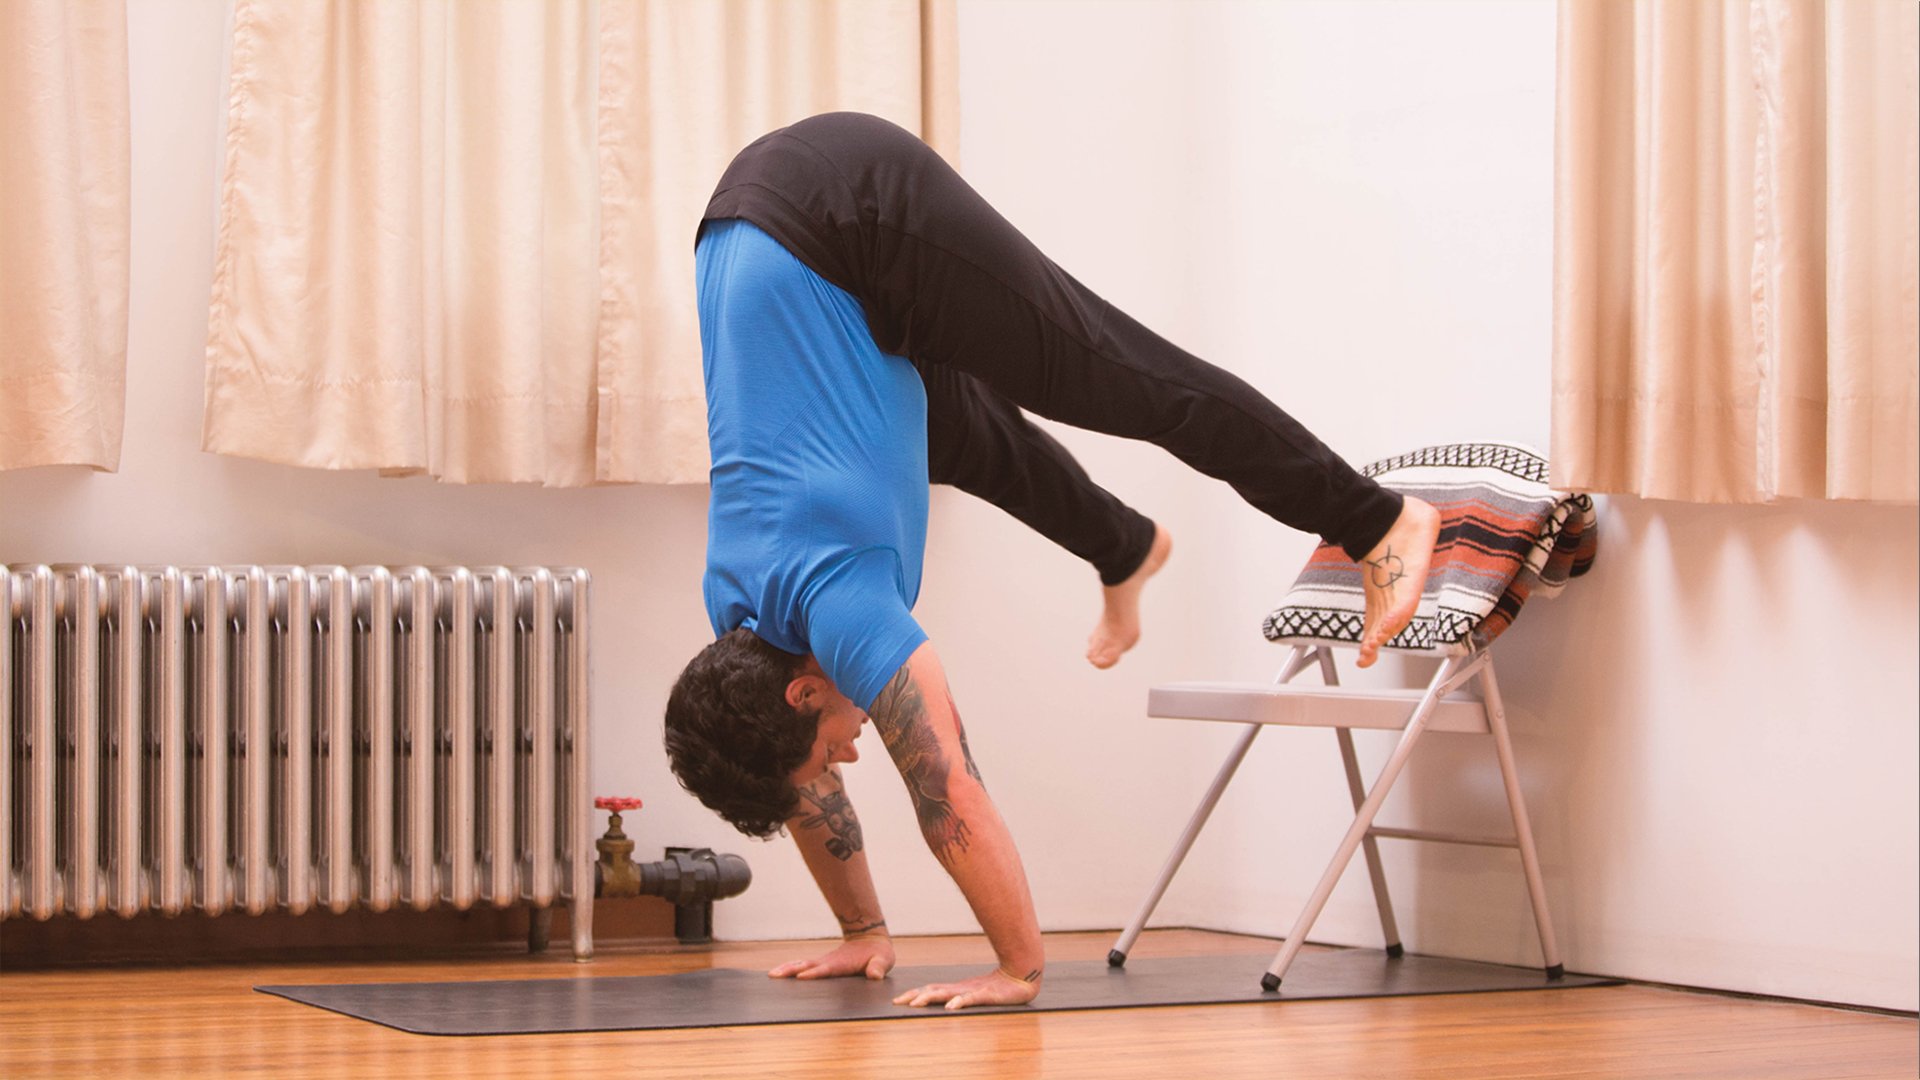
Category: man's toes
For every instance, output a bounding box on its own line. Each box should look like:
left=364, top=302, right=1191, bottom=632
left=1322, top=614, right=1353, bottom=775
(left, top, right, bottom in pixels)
left=1086, top=638, right=1116, bottom=668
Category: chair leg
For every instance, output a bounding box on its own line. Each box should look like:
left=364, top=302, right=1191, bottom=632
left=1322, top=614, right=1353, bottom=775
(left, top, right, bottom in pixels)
left=1108, top=723, right=1259, bottom=967
left=1109, top=645, right=1314, bottom=967
left=1260, top=653, right=1467, bottom=991
left=1335, top=728, right=1403, bottom=957
left=1479, top=658, right=1564, bottom=978
left=1317, top=648, right=1403, bottom=958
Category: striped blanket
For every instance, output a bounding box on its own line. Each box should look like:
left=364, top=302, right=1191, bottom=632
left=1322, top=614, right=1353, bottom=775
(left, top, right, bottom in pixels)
left=1262, top=442, right=1598, bottom=655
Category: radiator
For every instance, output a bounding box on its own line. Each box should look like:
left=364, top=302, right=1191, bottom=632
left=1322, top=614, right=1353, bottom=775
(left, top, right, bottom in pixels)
left=1, top=564, right=594, bottom=961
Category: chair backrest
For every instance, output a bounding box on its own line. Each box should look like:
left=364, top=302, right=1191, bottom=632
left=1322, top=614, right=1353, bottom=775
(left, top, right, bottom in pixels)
left=1262, top=441, right=1597, bottom=656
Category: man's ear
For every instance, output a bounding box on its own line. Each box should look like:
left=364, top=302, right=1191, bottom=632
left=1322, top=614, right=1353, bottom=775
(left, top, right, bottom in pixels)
left=784, top=674, right=818, bottom=711
left=785, top=655, right=828, bottom=711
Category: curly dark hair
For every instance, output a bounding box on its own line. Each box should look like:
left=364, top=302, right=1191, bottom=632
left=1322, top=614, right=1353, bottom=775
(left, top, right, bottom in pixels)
left=663, top=628, right=820, bottom=837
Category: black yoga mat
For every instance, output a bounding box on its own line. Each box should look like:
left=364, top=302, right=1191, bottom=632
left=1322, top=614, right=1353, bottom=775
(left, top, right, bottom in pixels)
left=257, top=950, right=1615, bottom=1036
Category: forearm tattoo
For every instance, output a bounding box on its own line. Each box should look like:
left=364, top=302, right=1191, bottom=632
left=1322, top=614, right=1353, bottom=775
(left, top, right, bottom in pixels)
left=795, top=769, right=864, bottom=861
left=871, top=665, right=974, bottom=867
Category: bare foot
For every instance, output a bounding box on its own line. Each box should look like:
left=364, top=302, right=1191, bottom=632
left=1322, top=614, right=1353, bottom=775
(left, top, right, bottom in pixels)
left=1087, top=524, right=1172, bottom=669
left=1356, top=497, right=1441, bottom=668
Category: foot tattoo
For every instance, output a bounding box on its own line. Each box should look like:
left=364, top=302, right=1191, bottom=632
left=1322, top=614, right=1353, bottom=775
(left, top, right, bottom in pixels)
left=1366, top=546, right=1406, bottom=591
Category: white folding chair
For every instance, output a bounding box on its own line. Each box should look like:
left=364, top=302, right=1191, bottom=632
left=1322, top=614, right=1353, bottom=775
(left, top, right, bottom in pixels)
left=1106, top=639, right=1561, bottom=990
left=1109, top=442, right=1591, bottom=990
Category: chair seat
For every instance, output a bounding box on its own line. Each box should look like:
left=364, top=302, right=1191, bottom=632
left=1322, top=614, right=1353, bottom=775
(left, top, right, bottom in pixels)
left=1147, top=681, right=1491, bottom=735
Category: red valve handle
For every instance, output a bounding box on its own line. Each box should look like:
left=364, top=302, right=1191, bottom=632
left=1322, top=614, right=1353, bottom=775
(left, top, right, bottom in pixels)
left=595, top=796, right=644, bottom=812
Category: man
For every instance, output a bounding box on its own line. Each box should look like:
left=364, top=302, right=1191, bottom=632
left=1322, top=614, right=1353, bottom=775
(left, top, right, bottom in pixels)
left=665, top=113, right=1439, bottom=1010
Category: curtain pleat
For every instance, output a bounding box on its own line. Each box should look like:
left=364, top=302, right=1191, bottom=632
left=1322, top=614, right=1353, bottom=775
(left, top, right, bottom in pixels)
left=1822, top=0, right=1920, bottom=501
left=203, top=0, right=958, bottom=487
left=1552, top=0, right=1917, bottom=503
left=594, top=0, right=957, bottom=484
left=0, top=0, right=130, bottom=472
left=204, top=0, right=600, bottom=485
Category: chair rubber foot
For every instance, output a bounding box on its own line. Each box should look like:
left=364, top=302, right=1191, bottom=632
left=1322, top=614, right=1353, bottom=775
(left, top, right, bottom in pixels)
left=1260, top=973, right=1280, bottom=993
left=1546, top=963, right=1565, bottom=980
left=1107, top=950, right=1126, bottom=968
left=1385, top=943, right=1404, bottom=959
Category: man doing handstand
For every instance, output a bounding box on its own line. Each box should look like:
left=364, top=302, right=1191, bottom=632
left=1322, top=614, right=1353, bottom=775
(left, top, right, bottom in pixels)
left=665, top=113, right=1439, bottom=1010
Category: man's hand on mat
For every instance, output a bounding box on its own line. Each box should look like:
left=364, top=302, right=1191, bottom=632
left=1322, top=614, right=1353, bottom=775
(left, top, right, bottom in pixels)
left=892, top=967, right=1041, bottom=1010
left=768, top=933, right=896, bottom=981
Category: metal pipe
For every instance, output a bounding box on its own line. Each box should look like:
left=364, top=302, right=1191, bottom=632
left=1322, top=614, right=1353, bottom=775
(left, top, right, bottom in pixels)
left=563, top=570, right=594, bottom=962
left=193, top=568, right=229, bottom=916
left=592, top=807, right=750, bottom=945
left=239, top=567, right=271, bottom=915
left=438, top=567, right=476, bottom=910
left=520, top=568, right=556, bottom=909
left=28, top=567, right=55, bottom=919
left=278, top=567, right=313, bottom=915
left=356, top=566, right=395, bottom=913
left=64, top=566, right=101, bottom=920
left=399, top=568, right=435, bottom=912
left=155, top=568, right=188, bottom=917
left=317, top=568, right=353, bottom=914
left=482, top=568, right=515, bottom=908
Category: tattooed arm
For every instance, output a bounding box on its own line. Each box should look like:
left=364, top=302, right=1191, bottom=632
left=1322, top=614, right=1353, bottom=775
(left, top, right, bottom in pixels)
left=870, top=642, right=1045, bottom=1009
left=768, top=766, right=897, bottom=981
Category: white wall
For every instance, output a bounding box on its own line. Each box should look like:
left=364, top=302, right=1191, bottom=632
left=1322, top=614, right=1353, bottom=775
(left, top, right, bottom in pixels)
left=0, top=0, right=1911, bottom=1012
left=957, top=0, right=1918, bottom=1011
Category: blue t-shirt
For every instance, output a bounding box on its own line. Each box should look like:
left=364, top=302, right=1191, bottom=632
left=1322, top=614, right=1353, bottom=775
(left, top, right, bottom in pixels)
left=696, top=219, right=930, bottom=711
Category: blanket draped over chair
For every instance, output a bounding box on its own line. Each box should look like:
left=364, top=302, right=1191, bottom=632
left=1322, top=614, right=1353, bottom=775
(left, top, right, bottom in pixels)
left=1263, top=442, right=1597, bottom=655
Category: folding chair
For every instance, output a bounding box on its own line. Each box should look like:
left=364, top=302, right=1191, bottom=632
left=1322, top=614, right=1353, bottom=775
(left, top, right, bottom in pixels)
left=1107, top=442, right=1595, bottom=991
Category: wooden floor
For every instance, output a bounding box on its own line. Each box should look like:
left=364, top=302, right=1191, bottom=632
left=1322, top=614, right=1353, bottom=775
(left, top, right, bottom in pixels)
left=3, top=929, right=1914, bottom=1079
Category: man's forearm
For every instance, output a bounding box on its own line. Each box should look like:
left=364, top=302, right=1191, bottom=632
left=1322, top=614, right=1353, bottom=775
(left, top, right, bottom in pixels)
left=788, top=767, right=889, bottom=937
left=922, top=772, right=1045, bottom=980
left=871, top=646, right=1044, bottom=980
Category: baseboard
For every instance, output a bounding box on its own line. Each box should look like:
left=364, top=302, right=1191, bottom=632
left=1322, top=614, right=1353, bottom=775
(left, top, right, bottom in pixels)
left=0, top=895, right=676, bottom=969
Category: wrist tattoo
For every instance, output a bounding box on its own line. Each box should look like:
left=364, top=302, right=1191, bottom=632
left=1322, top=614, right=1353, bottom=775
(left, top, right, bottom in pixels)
left=796, top=769, right=863, bottom=861
left=840, top=918, right=887, bottom=937
left=871, top=665, right=973, bottom=866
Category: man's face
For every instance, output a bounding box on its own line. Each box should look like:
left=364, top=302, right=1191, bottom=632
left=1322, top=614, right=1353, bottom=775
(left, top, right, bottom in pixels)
left=785, top=665, right=870, bottom=786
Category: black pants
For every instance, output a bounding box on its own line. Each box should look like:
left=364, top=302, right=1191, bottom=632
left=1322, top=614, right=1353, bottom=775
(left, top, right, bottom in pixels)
left=703, top=112, right=1403, bottom=583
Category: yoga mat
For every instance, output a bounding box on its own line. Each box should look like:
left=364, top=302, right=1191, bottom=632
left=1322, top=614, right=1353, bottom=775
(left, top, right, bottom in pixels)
left=257, top=950, right=1615, bottom=1036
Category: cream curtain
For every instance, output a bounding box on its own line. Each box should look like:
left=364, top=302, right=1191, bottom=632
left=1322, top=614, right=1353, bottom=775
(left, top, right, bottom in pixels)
left=204, top=0, right=601, bottom=485
left=203, top=0, right=957, bottom=486
left=596, top=0, right=958, bottom=483
left=1552, top=0, right=1918, bottom=503
left=0, top=0, right=130, bottom=472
